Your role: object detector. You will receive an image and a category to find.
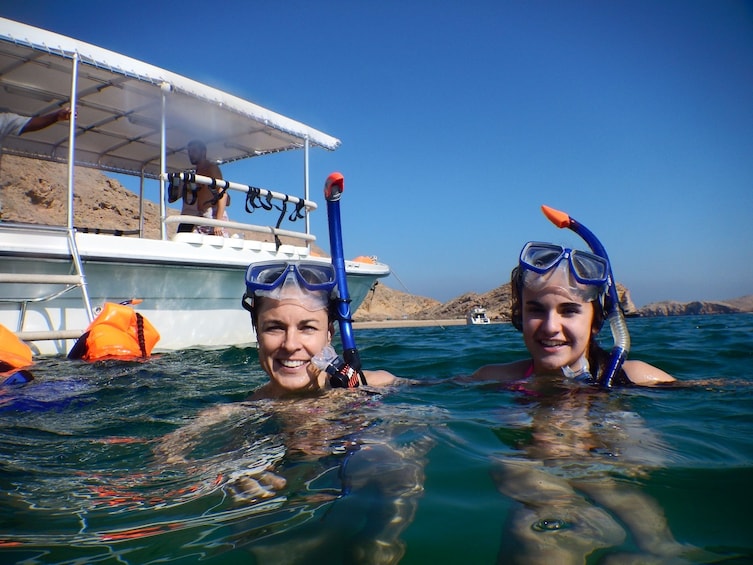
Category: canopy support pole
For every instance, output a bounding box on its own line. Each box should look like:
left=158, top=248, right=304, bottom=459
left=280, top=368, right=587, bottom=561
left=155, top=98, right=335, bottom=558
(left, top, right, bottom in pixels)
left=303, top=137, right=311, bottom=248
left=66, top=52, right=79, bottom=229
left=159, top=84, right=168, bottom=240
left=138, top=170, right=145, bottom=238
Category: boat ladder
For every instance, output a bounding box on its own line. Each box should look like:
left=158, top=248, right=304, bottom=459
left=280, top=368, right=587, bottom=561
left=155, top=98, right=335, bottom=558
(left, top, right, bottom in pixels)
left=0, top=226, right=94, bottom=342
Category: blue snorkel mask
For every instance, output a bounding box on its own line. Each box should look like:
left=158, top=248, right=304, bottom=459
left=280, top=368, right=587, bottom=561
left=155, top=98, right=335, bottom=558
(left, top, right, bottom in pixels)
left=242, top=260, right=337, bottom=312
left=519, top=242, right=609, bottom=303
left=535, top=205, right=630, bottom=388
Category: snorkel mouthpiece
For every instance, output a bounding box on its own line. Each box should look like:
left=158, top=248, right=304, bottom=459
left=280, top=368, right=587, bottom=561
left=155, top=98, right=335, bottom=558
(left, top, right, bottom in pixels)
left=562, top=354, right=595, bottom=384
left=312, top=345, right=360, bottom=388
left=541, top=205, right=630, bottom=388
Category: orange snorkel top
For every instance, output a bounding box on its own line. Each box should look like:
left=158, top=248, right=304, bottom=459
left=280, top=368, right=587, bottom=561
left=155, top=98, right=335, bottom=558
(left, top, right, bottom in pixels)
left=541, top=204, right=572, bottom=230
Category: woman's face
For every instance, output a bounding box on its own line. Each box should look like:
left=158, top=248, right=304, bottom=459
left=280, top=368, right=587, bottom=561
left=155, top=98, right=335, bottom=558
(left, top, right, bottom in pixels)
left=255, top=299, right=331, bottom=395
left=521, top=286, right=595, bottom=375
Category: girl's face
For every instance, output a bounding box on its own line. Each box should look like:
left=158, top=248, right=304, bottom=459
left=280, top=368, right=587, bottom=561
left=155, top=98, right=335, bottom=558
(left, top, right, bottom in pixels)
left=255, top=299, right=331, bottom=395
left=521, top=286, right=595, bottom=375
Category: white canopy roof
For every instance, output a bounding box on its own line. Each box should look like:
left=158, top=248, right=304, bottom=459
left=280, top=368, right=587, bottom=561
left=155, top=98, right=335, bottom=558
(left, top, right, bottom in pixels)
left=0, top=18, right=341, bottom=179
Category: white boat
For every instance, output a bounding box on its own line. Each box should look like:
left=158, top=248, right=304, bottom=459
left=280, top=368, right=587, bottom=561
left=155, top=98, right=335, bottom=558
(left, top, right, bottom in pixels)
left=467, top=306, right=491, bottom=325
left=0, top=18, right=389, bottom=356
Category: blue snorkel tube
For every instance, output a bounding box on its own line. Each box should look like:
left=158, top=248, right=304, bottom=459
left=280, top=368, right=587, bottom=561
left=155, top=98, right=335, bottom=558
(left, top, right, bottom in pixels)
left=541, top=205, right=630, bottom=388
left=324, top=172, right=367, bottom=386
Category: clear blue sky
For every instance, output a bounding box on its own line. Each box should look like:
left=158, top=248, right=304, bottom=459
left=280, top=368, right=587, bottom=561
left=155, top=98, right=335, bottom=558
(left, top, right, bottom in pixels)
left=3, top=1, right=752, bottom=306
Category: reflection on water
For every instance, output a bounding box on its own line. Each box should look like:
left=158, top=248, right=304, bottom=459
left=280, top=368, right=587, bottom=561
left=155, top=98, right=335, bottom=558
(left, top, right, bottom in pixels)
left=490, top=377, right=714, bottom=563
left=1, top=315, right=752, bottom=563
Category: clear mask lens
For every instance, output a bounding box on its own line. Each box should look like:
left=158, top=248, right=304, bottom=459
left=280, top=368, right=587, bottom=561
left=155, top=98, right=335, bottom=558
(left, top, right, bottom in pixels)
left=246, top=261, right=336, bottom=312
left=255, top=273, right=331, bottom=311
left=522, top=259, right=601, bottom=302
left=520, top=242, right=607, bottom=301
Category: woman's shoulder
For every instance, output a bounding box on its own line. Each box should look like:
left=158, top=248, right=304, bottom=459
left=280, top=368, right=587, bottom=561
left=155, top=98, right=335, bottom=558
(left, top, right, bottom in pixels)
left=622, top=359, right=676, bottom=386
left=363, top=369, right=397, bottom=387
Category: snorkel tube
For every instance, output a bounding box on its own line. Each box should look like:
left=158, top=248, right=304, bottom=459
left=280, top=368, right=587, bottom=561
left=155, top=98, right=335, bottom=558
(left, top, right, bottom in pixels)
left=324, top=172, right=367, bottom=386
left=541, top=205, right=630, bottom=388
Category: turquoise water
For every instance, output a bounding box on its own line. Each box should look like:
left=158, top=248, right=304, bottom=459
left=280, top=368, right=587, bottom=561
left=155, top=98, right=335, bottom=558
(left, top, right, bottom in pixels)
left=1, top=314, right=752, bottom=564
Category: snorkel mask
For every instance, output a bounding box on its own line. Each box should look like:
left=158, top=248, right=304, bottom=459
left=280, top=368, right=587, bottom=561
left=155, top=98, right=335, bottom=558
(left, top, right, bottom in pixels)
left=519, top=242, right=609, bottom=303
left=242, top=260, right=337, bottom=313
left=524, top=205, right=630, bottom=388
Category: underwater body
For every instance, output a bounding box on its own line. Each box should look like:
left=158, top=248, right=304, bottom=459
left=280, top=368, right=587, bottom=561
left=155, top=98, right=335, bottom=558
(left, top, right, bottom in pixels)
left=1, top=314, right=752, bottom=564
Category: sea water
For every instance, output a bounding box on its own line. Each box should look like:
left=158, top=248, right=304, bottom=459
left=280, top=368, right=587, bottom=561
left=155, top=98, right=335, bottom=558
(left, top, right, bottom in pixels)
left=1, top=314, right=752, bottom=564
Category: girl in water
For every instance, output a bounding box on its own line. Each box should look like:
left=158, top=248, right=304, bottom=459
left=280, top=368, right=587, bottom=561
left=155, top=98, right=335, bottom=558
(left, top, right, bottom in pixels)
left=466, top=207, right=711, bottom=564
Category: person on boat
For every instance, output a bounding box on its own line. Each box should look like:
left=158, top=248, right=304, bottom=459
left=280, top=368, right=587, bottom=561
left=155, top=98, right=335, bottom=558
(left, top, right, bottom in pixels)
left=155, top=260, right=427, bottom=564
left=0, top=107, right=72, bottom=143
left=461, top=218, right=716, bottom=563
left=176, top=139, right=229, bottom=236
left=1, top=108, right=72, bottom=186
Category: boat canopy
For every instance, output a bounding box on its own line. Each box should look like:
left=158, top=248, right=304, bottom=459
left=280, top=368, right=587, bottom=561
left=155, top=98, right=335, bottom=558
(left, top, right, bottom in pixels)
left=0, top=18, right=341, bottom=179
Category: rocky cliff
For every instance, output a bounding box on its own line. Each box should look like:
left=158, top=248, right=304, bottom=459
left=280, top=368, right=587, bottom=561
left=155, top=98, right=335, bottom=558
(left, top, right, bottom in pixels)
left=635, top=297, right=753, bottom=317
left=354, top=280, right=638, bottom=322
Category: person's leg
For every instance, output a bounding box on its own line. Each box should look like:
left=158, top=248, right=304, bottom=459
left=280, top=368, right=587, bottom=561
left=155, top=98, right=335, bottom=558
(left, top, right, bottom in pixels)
left=493, top=460, right=625, bottom=565
left=578, top=479, right=680, bottom=555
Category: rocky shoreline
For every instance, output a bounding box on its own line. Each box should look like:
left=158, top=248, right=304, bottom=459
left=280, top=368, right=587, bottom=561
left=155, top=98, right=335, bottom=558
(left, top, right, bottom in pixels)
left=354, top=279, right=753, bottom=324
left=2, top=155, right=751, bottom=322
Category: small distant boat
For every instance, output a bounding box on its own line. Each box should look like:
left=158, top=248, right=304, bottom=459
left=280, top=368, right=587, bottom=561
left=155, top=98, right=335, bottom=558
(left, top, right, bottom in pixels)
left=467, top=307, right=491, bottom=325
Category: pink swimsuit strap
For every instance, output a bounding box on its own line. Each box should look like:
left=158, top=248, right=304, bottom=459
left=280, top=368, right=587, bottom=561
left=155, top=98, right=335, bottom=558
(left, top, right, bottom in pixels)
left=500, top=361, right=540, bottom=397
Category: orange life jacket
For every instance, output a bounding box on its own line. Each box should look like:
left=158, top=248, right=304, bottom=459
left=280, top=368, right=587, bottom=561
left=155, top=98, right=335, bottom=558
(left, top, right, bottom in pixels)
left=0, top=323, right=33, bottom=372
left=68, top=302, right=160, bottom=361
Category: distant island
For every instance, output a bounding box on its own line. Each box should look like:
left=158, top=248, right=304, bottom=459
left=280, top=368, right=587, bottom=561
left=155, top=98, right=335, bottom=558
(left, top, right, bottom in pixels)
left=2, top=154, right=750, bottom=323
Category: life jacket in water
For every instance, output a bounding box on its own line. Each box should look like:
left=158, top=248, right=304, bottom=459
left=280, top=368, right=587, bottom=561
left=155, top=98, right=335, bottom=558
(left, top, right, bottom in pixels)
left=1, top=324, right=34, bottom=385
left=0, top=324, right=33, bottom=370
left=67, top=302, right=160, bottom=361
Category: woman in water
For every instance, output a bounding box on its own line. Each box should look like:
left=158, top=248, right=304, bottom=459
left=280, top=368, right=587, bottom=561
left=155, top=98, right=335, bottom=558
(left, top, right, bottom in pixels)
left=243, top=260, right=396, bottom=398
left=156, top=260, right=428, bottom=564
left=464, top=208, right=710, bottom=564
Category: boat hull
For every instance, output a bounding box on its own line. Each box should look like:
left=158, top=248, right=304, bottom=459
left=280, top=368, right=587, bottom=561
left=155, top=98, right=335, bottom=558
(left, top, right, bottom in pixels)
left=0, top=226, right=388, bottom=356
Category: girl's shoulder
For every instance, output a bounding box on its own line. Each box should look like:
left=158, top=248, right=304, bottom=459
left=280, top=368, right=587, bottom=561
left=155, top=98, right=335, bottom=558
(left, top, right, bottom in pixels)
left=622, top=359, right=676, bottom=386
left=461, top=359, right=532, bottom=383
